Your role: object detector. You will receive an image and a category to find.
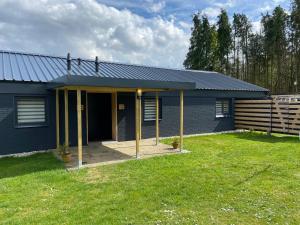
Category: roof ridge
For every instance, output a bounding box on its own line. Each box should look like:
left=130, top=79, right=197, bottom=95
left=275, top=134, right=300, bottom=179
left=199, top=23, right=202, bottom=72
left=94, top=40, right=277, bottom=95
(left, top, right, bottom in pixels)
left=0, top=49, right=218, bottom=74
left=0, top=49, right=66, bottom=60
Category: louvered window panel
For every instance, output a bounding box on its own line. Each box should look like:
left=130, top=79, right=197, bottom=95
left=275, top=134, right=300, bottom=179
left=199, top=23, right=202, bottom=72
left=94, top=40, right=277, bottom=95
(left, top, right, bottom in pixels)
left=16, top=98, right=46, bottom=125
left=143, top=98, right=162, bottom=121
left=216, top=99, right=231, bottom=117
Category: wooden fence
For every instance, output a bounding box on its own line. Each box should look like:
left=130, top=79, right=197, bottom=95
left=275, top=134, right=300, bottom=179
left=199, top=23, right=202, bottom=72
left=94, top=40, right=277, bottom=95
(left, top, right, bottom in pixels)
left=235, top=97, right=300, bottom=135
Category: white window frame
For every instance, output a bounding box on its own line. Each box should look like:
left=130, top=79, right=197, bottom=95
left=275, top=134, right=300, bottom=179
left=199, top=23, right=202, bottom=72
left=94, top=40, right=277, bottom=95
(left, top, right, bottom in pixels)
left=15, top=96, right=48, bottom=127
left=143, top=97, right=162, bottom=121
left=216, top=99, right=231, bottom=118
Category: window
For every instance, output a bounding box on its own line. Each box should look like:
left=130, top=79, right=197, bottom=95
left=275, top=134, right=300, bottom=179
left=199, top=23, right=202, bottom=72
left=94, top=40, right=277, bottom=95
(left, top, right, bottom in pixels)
left=16, top=97, right=47, bottom=126
left=216, top=99, right=231, bottom=118
left=143, top=98, right=162, bottom=121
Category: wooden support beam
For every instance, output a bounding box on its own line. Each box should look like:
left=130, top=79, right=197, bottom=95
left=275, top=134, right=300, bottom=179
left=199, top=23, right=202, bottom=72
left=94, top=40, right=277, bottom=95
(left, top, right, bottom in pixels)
left=156, top=92, right=159, bottom=145
left=180, top=90, right=184, bottom=151
left=77, top=89, right=83, bottom=168
left=86, top=92, right=89, bottom=145
left=56, top=89, right=60, bottom=149
left=139, top=91, right=142, bottom=140
left=64, top=89, right=69, bottom=147
left=135, top=91, right=141, bottom=158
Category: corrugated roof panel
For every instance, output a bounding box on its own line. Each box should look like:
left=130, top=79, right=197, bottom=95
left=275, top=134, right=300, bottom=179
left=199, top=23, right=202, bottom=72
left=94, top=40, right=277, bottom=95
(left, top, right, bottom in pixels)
left=16, top=54, right=31, bottom=81
left=0, top=50, right=268, bottom=92
left=3, top=52, right=13, bottom=80
left=27, top=55, right=43, bottom=82
left=99, top=63, right=117, bottom=78
left=39, top=56, right=58, bottom=80
left=9, top=53, right=23, bottom=81
left=31, top=55, right=50, bottom=81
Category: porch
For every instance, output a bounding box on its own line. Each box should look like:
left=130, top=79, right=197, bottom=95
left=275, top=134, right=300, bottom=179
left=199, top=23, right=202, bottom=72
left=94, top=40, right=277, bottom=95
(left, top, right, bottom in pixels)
left=53, top=54, right=196, bottom=168
left=64, top=138, right=181, bottom=168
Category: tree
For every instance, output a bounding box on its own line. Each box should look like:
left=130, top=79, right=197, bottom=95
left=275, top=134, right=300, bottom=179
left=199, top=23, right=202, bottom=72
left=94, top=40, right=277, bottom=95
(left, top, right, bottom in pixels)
left=184, top=2, right=297, bottom=95
left=217, top=9, right=232, bottom=74
left=199, top=16, right=213, bottom=70
left=183, top=14, right=201, bottom=70
left=290, top=0, right=300, bottom=93
left=184, top=15, right=215, bottom=70
left=210, top=25, right=220, bottom=71
left=262, top=6, right=288, bottom=93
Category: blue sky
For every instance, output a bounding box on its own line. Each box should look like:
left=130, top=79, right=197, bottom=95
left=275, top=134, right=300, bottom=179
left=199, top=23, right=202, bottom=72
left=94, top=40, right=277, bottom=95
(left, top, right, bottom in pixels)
left=0, top=0, right=291, bottom=69
left=97, top=0, right=290, bottom=25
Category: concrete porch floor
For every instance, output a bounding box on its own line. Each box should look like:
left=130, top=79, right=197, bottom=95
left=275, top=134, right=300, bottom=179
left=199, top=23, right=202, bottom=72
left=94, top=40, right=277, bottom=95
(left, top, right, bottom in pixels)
left=64, top=139, right=180, bottom=168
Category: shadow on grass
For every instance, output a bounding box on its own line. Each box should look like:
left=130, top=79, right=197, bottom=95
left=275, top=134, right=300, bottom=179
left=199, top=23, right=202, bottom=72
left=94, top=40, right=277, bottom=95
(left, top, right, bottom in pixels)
left=234, top=164, right=271, bottom=186
left=0, top=152, right=65, bottom=179
left=231, top=132, right=300, bottom=144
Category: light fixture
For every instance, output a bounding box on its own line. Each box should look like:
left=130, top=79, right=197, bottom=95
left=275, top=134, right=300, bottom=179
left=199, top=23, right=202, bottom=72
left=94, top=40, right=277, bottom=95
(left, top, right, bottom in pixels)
left=137, top=89, right=142, bottom=97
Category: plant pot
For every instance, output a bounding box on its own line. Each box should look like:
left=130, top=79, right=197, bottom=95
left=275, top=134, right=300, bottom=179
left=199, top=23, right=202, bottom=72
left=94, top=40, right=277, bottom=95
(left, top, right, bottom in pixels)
left=62, top=152, right=72, bottom=163
left=172, top=142, right=179, bottom=149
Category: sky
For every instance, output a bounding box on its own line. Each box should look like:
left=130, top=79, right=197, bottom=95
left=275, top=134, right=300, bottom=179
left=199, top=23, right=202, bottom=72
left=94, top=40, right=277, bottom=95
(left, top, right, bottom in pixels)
left=0, top=0, right=290, bottom=69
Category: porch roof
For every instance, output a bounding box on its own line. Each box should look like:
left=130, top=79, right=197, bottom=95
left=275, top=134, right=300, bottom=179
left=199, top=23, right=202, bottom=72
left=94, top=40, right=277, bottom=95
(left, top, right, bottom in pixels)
left=48, top=74, right=196, bottom=90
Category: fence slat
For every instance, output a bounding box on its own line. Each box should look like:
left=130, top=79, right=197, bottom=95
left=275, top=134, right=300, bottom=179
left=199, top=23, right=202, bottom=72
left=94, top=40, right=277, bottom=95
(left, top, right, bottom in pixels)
left=235, top=96, right=300, bottom=135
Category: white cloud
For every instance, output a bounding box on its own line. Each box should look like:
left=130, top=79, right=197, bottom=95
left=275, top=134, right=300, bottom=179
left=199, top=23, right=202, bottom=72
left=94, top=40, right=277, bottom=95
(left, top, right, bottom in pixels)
left=252, top=21, right=262, bottom=34
left=178, top=21, right=191, bottom=30
left=201, top=7, right=220, bottom=18
left=213, top=0, right=236, bottom=9
left=147, top=1, right=166, bottom=13
left=0, top=0, right=189, bottom=68
left=259, top=5, right=273, bottom=13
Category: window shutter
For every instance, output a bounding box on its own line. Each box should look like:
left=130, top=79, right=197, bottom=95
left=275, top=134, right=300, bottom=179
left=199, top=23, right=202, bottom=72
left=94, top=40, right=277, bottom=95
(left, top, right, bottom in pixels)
left=144, top=98, right=156, bottom=121
left=223, top=100, right=229, bottom=114
left=216, top=99, right=231, bottom=117
left=17, top=98, right=46, bottom=124
left=216, top=100, right=223, bottom=116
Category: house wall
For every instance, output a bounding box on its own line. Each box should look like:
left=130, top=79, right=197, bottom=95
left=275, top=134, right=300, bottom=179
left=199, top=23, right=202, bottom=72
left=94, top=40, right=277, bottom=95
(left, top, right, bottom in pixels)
left=0, top=81, right=267, bottom=155
left=117, top=90, right=267, bottom=141
left=0, top=82, right=56, bottom=155
left=0, top=82, right=87, bottom=155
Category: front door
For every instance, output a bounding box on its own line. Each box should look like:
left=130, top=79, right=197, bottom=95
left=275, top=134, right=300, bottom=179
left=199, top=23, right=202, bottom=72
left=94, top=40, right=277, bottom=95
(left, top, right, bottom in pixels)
left=88, top=93, right=112, bottom=141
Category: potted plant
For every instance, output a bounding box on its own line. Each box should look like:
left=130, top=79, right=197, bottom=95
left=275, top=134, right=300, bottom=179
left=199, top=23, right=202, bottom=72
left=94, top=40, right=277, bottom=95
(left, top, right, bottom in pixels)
left=59, top=143, right=71, bottom=163
left=172, top=137, right=179, bottom=149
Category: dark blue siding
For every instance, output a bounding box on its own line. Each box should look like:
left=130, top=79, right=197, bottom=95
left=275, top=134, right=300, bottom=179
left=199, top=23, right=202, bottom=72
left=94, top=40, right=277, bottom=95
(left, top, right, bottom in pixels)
left=0, top=83, right=87, bottom=155
left=0, top=82, right=267, bottom=155
left=117, top=90, right=263, bottom=141
left=141, top=96, right=234, bottom=139
left=0, top=92, right=56, bottom=154
left=117, top=92, right=136, bottom=141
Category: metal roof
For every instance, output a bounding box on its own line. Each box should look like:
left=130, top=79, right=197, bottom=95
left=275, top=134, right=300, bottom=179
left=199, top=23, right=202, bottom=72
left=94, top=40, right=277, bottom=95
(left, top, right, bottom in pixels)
left=0, top=50, right=268, bottom=92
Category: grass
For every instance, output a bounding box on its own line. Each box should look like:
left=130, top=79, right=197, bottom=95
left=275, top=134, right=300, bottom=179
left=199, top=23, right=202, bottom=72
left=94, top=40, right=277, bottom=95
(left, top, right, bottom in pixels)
left=1, top=132, right=300, bottom=224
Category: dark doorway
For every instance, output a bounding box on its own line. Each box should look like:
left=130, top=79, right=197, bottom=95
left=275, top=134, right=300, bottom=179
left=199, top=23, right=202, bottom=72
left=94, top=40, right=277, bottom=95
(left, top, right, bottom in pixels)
left=88, top=93, right=112, bottom=141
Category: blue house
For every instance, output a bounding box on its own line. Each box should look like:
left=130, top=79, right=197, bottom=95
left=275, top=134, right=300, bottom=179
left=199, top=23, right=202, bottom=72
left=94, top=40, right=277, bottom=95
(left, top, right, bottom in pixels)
left=0, top=50, right=268, bottom=166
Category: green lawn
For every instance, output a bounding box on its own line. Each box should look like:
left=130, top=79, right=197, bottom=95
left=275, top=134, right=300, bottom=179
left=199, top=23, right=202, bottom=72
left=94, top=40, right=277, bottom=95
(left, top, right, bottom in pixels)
left=1, top=132, right=300, bottom=224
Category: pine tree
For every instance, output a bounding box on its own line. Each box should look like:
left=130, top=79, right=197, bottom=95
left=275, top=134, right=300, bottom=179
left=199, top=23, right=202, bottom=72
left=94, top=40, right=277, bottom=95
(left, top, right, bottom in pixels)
left=199, top=16, right=213, bottom=70
left=183, top=2, right=297, bottom=95
left=217, top=9, right=232, bottom=74
left=210, top=25, right=220, bottom=71
left=183, top=14, right=201, bottom=69
left=291, top=0, right=300, bottom=93
left=184, top=15, right=215, bottom=70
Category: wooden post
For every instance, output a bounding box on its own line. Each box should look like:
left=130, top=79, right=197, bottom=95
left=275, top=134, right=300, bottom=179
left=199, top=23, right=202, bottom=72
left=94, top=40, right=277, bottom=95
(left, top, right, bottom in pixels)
left=139, top=90, right=142, bottom=140
left=86, top=92, right=89, bottom=145
left=77, top=89, right=83, bottom=168
left=180, top=90, right=184, bottom=151
left=64, top=89, right=69, bottom=147
left=56, top=89, right=60, bottom=149
left=156, top=92, right=159, bottom=145
left=135, top=89, right=142, bottom=158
